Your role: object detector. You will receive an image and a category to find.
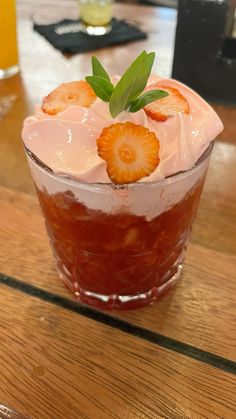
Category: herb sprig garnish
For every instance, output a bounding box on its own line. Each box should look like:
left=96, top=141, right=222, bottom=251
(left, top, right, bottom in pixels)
left=85, top=51, right=168, bottom=118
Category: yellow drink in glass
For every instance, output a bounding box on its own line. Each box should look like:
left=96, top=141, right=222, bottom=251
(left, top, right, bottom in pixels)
left=0, top=0, right=19, bottom=78
left=79, top=0, right=113, bottom=35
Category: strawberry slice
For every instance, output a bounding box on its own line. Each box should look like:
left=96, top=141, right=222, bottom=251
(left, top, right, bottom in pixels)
left=97, top=122, right=160, bottom=184
left=42, top=81, right=96, bottom=115
left=144, top=84, right=190, bottom=122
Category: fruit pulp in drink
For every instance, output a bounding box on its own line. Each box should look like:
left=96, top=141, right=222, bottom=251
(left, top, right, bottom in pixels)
left=35, top=177, right=205, bottom=309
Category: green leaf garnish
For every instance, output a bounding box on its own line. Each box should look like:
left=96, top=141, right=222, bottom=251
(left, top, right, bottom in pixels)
left=146, top=52, right=155, bottom=70
left=109, top=51, right=153, bottom=117
left=85, top=76, right=114, bottom=102
left=86, top=51, right=169, bottom=117
left=92, top=56, right=110, bottom=81
left=129, top=89, right=168, bottom=113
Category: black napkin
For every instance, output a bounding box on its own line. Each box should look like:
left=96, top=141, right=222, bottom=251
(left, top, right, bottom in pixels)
left=33, top=18, right=147, bottom=54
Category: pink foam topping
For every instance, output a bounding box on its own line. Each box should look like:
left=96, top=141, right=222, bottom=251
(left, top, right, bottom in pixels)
left=22, top=75, right=223, bottom=183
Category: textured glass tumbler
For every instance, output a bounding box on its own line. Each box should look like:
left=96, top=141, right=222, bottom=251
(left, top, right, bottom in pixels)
left=26, top=143, right=213, bottom=310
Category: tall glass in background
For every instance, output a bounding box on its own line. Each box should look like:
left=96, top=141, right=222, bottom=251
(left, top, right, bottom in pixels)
left=0, top=0, right=19, bottom=79
left=78, top=0, right=113, bottom=35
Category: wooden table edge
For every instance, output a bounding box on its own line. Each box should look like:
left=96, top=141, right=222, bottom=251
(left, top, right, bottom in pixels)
left=1, top=272, right=236, bottom=377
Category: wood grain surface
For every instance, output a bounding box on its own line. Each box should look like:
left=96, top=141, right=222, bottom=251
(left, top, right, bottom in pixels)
left=0, top=1, right=177, bottom=196
left=1, top=285, right=236, bottom=419
left=1, top=184, right=236, bottom=363
left=0, top=0, right=235, bottom=196
left=0, top=1, right=236, bottom=418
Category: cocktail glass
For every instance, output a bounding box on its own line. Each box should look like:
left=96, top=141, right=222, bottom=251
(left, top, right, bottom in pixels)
left=25, top=142, right=213, bottom=310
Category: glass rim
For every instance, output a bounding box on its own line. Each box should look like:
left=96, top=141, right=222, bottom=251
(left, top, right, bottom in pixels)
left=25, top=141, right=213, bottom=191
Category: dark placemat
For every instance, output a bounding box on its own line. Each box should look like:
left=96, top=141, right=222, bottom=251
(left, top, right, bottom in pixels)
left=33, top=18, right=147, bottom=54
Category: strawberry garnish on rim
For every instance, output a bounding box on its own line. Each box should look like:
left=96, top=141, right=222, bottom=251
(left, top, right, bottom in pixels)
left=144, top=84, right=190, bottom=122
left=42, top=81, right=96, bottom=115
left=97, top=122, right=160, bottom=184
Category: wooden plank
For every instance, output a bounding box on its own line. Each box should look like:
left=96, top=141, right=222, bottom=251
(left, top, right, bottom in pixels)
left=1, top=185, right=236, bottom=361
left=0, top=285, right=235, bottom=419
left=0, top=1, right=235, bottom=196
left=0, top=1, right=176, bottom=196
left=1, top=140, right=236, bottom=257
left=14, top=0, right=236, bottom=142
left=192, top=141, right=236, bottom=255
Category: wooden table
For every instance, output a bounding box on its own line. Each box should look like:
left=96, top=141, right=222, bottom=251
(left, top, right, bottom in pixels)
left=0, top=1, right=236, bottom=418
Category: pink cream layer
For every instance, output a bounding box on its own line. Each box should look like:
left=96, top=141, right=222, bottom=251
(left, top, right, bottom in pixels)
left=22, top=76, right=223, bottom=183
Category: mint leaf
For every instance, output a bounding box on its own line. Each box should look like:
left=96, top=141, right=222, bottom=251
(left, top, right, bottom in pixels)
left=92, top=56, right=110, bottom=81
left=129, top=89, right=168, bottom=113
left=109, top=51, right=155, bottom=118
left=86, top=51, right=159, bottom=117
left=85, top=76, right=114, bottom=102
left=146, top=52, right=155, bottom=79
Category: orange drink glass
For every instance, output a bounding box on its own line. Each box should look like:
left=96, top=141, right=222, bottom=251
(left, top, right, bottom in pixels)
left=0, top=0, right=19, bottom=79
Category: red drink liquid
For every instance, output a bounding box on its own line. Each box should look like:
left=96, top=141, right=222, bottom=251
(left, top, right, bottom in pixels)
left=27, top=144, right=212, bottom=310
